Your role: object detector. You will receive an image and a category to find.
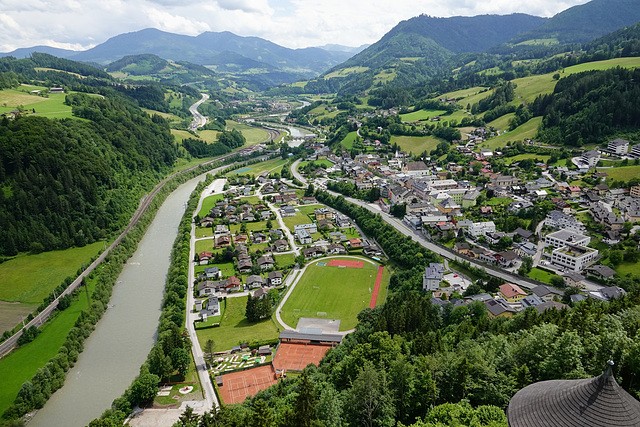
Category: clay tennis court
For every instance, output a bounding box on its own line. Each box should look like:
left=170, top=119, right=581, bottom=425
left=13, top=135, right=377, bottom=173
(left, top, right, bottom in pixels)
left=217, top=365, right=277, bottom=404
left=273, top=343, right=332, bottom=371
left=328, top=259, right=364, bottom=268
left=369, top=265, right=384, bottom=308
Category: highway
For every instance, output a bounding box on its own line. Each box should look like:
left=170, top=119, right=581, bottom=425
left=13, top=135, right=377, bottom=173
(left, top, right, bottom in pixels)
left=189, top=93, right=209, bottom=130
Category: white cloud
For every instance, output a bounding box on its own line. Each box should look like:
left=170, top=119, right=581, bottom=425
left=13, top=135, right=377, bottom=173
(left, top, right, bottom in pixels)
left=0, top=0, right=593, bottom=53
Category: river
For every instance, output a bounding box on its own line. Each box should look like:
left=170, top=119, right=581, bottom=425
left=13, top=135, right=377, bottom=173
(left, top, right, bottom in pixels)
left=29, top=174, right=206, bottom=427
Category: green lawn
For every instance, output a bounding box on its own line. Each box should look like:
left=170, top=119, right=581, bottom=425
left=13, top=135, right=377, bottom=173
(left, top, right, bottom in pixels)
left=280, top=258, right=388, bottom=331
left=0, top=283, right=93, bottom=416
left=340, top=132, right=359, bottom=149
left=195, top=226, right=214, bottom=238
left=390, top=135, right=443, bottom=156
left=195, top=297, right=279, bottom=352
left=283, top=211, right=315, bottom=232
left=480, top=117, right=543, bottom=149
left=236, top=196, right=262, bottom=205
left=0, top=241, right=106, bottom=304
left=197, top=193, right=226, bottom=218
left=487, top=113, right=515, bottom=131
left=226, top=121, right=270, bottom=146
left=229, top=221, right=269, bottom=234
left=400, top=109, right=447, bottom=122
left=275, top=253, right=295, bottom=266
left=527, top=267, right=562, bottom=284
left=195, top=239, right=215, bottom=254
left=195, top=262, right=235, bottom=278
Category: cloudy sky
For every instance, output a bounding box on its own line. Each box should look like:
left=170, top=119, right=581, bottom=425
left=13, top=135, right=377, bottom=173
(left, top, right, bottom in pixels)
left=0, top=0, right=591, bottom=52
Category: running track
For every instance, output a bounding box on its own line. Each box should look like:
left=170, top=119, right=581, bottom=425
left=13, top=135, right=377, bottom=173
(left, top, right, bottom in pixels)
left=369, top=266, right=384, bottom=308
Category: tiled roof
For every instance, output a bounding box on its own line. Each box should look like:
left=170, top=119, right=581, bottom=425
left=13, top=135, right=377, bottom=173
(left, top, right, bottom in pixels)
left=507, top=362, right=640, bottom=427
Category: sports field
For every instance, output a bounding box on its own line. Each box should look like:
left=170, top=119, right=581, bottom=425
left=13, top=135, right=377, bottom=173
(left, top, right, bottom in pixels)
left=217, top=365, right=277, bottom=404
left=273, top=343, right=331, bottom=372
left=280, top=258, right=388, bottom=331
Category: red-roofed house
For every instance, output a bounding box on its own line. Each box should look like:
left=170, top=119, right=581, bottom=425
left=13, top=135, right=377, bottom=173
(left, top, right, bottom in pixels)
left=348, top=238, right=362, bottom=248
left=499, top=283, right=527, bottom=303
left=198, top=251, right=213, bottom=265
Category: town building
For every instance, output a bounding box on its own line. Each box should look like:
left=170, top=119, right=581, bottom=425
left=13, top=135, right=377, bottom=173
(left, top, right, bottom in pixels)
left=550, top=245, right=599, bottom=272
left=422, top=263, right=444, bottom=292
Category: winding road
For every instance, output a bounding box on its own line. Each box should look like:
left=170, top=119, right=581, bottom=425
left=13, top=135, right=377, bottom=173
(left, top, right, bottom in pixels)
left=189, top=93, right=209, bottom=130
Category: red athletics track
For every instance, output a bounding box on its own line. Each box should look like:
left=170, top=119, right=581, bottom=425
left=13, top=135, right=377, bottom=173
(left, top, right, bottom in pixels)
left=327, top=259, right=364, bottom=268
left=369, top=266, right=384, bottom=308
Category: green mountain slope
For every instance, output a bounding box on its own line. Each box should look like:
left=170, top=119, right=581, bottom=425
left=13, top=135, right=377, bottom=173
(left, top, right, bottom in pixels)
left=510, top=0, right=640, bottom=45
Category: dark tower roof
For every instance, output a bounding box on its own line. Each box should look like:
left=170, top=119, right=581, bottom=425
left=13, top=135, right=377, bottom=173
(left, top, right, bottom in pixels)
left=507, top=361, right=640, bottom=427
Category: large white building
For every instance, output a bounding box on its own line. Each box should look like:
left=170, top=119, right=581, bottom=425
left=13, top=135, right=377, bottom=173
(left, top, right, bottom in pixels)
left=467, top=221, right=496, bottom=238
left=551, top=245, right=599, bottom=272
left=423, top=263, right=445, bottom=292
left=545, top=229, right=591, bottom=249
left=608, top=138, right=629, bottom=155
left=581, top=150, right=601, bottom=169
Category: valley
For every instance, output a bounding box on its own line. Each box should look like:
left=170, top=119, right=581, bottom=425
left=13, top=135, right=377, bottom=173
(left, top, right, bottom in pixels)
left=3, top=1, right=640, bottom=426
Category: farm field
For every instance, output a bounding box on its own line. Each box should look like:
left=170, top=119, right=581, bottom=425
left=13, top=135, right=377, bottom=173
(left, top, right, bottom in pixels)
left=226, top=121, right=270, bottom=146
left=390, top=135, right=442, bottom=156
left=0, top=241, right=106, bottom=305
left=339, top=131, right=359, bottom=149
left=195, top=296, right=278, bottom=352
left=400, top=109, right=447, bottom=122
left=0, top=282, right=93, bottom=416
left=488, top=113, right=516, bottom=131
left=280, top=258, right=389, bottom=331
left=170, top=129, right=195, bottom=142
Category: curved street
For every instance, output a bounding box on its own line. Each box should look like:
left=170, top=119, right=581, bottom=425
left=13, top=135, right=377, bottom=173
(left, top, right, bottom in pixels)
left=189, top=93, right=209, bottom=130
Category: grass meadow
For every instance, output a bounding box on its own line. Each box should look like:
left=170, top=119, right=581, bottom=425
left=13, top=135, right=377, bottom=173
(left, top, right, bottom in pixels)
left=400, top=109, right=447, bottom=122
left=0, top=89, right=74, bottom=119
left=0, top=241, right=106, bottom=304
left=195, top=296, right=279, bottom=352
left=390, top=135, right=443, bottom=156
left=598, top=165, right=640, bottom=183
left=480, top=117, right=543, bottom=149
left=197, top=193, right=226, bottom=218
left=0, top=281, right=94, bottom=416
left=280, top=258, right=389, bottom=331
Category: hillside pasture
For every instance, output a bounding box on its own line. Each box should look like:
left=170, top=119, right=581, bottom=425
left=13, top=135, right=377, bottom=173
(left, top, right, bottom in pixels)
left=598, top=165, right=640, bottom=183
left=400, top=109, right=447, bottom=122
left=480, top=117, right=542, bottom=149
left=0, top=89, right=74, bottom=119
left=280, top=258, right=388, bottom=331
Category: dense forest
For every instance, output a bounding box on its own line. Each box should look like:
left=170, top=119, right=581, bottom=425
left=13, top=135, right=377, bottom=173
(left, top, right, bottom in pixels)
left=0, top=92, right=177, bottom=256
left=536, top=67, right=640, bottom=145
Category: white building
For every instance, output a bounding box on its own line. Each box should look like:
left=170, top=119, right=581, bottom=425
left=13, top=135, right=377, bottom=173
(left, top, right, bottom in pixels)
left=296, top=229, right=312, bottom=245
left=608, top=138, right=629, bottom=155
left=581, top=150, right=601, bottom=169
left=545, top=229, right=591, bottom=249
left=467, top=221, right=496, bottom=238
left=294, top=223, right=318, bottom=234
left=422, top=263, right=444, bottom=292
left=551, top=245, right=599, bottom=272
left=630, top=144, right=640, bottom=159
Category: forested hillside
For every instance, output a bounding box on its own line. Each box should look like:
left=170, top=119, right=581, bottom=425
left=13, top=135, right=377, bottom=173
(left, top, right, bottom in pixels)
left=0, top=93, right=176, bottom=256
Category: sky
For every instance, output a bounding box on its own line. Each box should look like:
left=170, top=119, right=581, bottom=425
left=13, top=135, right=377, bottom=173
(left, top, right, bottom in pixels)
left=0, top=0, right=592, bottom=52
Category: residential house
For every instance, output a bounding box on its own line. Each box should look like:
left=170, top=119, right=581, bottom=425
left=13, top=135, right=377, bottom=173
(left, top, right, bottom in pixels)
left=281, top=206, right=296, bottom=217
left=198, top=251, right=213, bottom=266
left=514, top=241, right=537, bottom=258
left=257, top=256, right=274, bottom=270
left=238, top=259, right=253, bottom=274
left=348, top=238, right=362, bottom=248
left=499, top=283, right=527, bottom=303
left=253, top=232, right=267, bottom=244
left=485, top=299, right=517, bottom=319
left=589, top=286, right=626, bottom=302
left=403, top=161, right=429, bottom=176
left=302, top=246, right=325, bottom=259
left=204, top=267, right=222, bottom=279
left=521, top=295, right=544, bottom=308
left=531, top=285, right=563, bottom=302
left=215, top=235, right=231, bottom=248
left=562, top=271, right=584, bottom=288
left=327, top=243, right=347, bottom=255
left=315, top=208, right=335, bottom=220
left=225, top=276, right=242, bottom=292
left=234, top=234, right=249, bottom=244
left=247, top=275, right=265, bottom=289
left=585, top=264, right=617, bottom=280
left=268, top=271, right=283, bottom=286
left=454, top=242, right=471, bottom=255
left=273, top=239, right=288, bottom=252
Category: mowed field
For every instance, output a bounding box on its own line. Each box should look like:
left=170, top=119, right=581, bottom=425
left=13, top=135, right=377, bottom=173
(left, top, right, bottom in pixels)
left=598, top=165, right=640, bottom=183
left=0, top=88, right=74, bottom=119
left=390, top=135, right=443, bottom=155
left=195, top=296, right=279, bottom=352
left=400, top=109, right=447, bottom=122
left=280, top=258, right=389, bottom=331
left=480, top=117, right=543, bottom=149
left=0, top=241, right=106, bottom=304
